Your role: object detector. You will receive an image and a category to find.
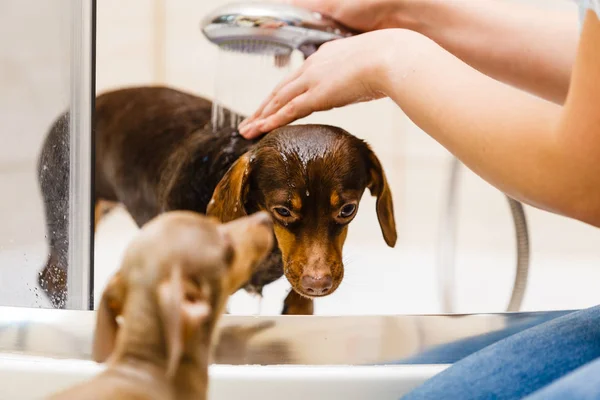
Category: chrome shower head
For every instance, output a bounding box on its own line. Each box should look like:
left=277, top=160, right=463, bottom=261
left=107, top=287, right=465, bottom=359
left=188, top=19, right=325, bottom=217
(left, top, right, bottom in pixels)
left=201, top=2, right=355, bottom=59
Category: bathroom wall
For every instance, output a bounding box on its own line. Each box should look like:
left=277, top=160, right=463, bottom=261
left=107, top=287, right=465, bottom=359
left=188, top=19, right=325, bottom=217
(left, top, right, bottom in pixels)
left=1, top=0, right=599, bottom=313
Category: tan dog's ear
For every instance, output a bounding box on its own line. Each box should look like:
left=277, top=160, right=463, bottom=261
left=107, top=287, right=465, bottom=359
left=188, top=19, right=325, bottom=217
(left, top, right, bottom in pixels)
left=365, top=149, right=397, bottom=247
left=92, top=273, right=125, bottom=363
left=207, top=153, right=252, bottom=223
left=157, top=265, right=211, bottom=379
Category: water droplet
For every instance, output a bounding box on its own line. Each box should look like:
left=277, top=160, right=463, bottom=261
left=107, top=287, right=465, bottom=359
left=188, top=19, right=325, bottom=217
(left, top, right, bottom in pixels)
left=233, top=207, right=238, bottom=212
left=249, top=155, right=256, bottom=163
left=306, top=190, right=310, bottom=197
left=209, top=199, right=215, bottom=205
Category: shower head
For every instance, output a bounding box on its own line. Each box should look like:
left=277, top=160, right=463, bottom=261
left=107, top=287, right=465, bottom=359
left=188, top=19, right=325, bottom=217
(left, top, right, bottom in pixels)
left=201, top=2, right=355, bottom=59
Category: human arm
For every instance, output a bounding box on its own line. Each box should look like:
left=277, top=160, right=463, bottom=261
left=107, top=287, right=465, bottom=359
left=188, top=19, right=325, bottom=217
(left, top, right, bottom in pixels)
left=397, top=0, right=580, bottom=104
left=241, top=13, right=600, bottom=227
left=383, top=12, right=600, bottom=226
left=283, top=0, right=580, bottom=104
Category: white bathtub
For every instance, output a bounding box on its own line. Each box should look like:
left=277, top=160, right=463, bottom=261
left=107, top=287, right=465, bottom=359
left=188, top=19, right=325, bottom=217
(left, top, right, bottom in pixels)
left=0, top=307, right=571, bottom=400
left=0, top=354, right=446, bottom=400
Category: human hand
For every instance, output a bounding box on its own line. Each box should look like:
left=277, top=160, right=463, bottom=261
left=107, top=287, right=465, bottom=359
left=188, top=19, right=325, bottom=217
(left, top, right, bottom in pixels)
left=239, top=29, right=418, bottom=139
left=276, top=0, right=404, bottom=32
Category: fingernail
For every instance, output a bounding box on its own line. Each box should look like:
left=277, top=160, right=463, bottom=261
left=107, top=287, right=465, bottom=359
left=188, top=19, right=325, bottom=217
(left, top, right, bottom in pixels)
left=239, top=118, right=251, bottom=129
left=239, top=122, right=254, bottom=137
left=247, top=120, right=265, bottom=138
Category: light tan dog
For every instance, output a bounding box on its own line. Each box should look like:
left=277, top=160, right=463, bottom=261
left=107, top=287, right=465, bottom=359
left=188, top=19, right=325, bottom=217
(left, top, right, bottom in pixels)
left=49, top=210, right=274, bottom=400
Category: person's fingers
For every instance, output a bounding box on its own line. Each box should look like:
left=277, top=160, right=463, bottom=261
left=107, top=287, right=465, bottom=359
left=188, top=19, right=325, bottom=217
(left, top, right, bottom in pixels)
left=257, top=80, right=309, bottom=121
left=242, top=92, right=313, bottom=138
left=239, top=67, right=305, bottom=130
left=239, top=71, right=298, bottom=128
left=238, top=120, right=259, bottom=138
left=239, top=92, right=274, bottom=130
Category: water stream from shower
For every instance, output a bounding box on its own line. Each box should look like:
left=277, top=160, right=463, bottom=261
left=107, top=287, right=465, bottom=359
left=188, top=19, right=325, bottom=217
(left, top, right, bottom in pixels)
left=211, top=46, right=295, bottom=132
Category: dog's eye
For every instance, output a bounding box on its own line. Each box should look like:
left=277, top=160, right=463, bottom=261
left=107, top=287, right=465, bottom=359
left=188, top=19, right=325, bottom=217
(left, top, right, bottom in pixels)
left=273, top=207, right=292, bottom=217
left=339, top=203, right=357, bottom=218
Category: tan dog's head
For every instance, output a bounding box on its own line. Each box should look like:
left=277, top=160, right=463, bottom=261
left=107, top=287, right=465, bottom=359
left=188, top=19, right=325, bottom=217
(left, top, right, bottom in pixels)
left=92, top=211, right=273, bottom=377
left=207, top=125, right=396, bottom=298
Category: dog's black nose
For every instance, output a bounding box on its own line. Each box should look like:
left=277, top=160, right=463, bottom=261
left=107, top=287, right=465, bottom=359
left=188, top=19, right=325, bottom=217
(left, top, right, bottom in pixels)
left=300, top=274, right=333, bottom=296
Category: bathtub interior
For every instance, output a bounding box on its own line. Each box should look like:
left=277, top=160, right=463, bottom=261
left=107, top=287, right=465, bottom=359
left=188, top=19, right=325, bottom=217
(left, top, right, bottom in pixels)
left=0, top=307, right=568, bottom=399
left=0, top=354, right=447, bottom=400
left=0, top=306, right=574, bottom=398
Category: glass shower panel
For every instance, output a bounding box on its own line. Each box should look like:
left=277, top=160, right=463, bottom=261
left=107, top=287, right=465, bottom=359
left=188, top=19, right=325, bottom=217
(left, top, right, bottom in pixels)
left=0, top=0, right=94, bottom=310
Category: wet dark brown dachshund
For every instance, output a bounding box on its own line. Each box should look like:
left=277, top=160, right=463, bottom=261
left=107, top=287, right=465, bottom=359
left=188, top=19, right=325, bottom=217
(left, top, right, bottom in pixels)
left=37, top=86, right=397, bottom=313
left=49, top=210, right=274, bottom=400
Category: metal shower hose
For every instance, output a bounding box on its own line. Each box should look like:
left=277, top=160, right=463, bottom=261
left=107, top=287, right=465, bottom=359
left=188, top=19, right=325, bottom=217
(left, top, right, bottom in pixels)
left=436, top=157, right=530, bottom=313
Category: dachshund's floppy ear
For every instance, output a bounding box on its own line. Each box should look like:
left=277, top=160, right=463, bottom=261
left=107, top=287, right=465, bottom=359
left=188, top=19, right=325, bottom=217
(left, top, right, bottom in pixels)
left=207, top=153, right=252, bottom=223
left=92, top=273, right=125, bottom=363
left=365, top=148, right=397, bottom=247
left=157, top=264, right=210, bottom=379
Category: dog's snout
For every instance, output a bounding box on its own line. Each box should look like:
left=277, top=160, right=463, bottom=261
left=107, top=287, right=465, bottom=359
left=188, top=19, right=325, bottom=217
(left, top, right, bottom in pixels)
left=300, top=274, right=333, bottom=296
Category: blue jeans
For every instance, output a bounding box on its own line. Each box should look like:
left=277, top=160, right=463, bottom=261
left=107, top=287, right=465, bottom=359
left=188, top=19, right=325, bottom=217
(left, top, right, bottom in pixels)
left=391, top=310, right=571, bottom=365
left=401, top=305, right=600, bottom=399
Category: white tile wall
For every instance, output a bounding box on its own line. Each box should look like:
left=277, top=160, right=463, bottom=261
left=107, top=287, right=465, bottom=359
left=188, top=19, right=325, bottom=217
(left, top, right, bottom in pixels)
left=95, top=0, right=158, bottom=91
left=1, top=0, right=599, bottom=314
